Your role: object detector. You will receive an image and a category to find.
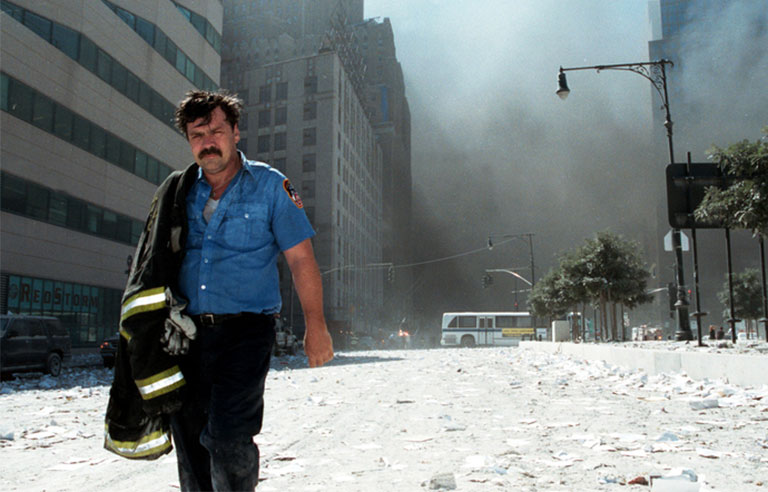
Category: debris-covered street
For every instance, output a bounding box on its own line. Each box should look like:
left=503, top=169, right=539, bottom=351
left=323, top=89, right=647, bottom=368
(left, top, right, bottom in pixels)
left=1, top=346, right=767, bottom=491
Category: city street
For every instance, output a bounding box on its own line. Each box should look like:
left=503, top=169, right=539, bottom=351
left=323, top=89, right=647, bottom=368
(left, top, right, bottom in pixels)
left=1, top=345, right=766, bottom=491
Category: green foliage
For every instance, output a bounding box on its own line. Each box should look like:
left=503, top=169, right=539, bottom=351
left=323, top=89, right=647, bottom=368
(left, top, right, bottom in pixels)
left=717, top=268, right=764, bottom=320
left=695, top=126, right=768, bottom=236
left=529, top=231, right=652, bottom=322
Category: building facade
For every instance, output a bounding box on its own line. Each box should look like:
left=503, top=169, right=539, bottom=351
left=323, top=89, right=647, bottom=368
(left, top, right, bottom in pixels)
left=0, top=0, right=222, bottom=346
left=221, top=0, right=412, bottom=339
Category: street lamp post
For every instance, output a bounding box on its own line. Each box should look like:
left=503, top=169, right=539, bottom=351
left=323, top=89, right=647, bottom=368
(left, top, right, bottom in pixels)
left=556, top=59, right=693, bottom=341
left=487, top=232, right=535, bottom=291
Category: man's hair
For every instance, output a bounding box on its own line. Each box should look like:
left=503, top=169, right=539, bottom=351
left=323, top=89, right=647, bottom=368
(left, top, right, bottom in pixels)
left=174, top=90, right=242, bottom=136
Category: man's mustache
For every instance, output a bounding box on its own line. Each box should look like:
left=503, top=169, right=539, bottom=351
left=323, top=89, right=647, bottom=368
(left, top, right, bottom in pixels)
left=199, top=147, right=222, bottom=158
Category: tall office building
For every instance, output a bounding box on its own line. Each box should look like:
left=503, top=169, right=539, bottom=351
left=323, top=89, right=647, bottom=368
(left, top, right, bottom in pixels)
left=0, top=1, right=222, bottom=346
left=221, top=0, right=412, bottom=338
left=647, top=0, right=767, bottom=331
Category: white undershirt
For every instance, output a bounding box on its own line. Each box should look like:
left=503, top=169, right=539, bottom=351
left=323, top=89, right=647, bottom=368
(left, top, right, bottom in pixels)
left=203, top=197, right=219, bottom=223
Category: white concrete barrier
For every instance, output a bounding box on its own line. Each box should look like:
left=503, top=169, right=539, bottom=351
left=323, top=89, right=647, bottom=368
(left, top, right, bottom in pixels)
left=520, top=341, right=768, bottom=387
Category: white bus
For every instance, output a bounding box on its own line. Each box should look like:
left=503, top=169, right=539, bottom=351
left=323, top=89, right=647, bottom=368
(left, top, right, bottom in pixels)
left=440, top=312, right=538, bottom=347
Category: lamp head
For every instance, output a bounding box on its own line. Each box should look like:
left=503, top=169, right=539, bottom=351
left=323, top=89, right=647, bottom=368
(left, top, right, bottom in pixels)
left=556, top=69, right=570, bottom=100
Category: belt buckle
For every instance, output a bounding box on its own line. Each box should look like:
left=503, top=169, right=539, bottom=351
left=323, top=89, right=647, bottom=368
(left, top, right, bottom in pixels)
left=201, top=313, right=216, bottom=325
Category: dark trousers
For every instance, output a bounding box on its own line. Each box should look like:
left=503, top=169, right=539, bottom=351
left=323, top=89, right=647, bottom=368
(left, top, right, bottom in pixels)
left=170, top=314, right=275, bottom=491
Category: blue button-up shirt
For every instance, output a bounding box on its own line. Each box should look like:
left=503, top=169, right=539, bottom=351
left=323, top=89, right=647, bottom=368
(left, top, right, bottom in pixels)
left=178, top=153, right=315, bottom=315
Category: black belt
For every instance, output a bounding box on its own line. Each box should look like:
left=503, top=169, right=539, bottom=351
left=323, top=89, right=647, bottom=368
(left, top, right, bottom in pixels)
left=193, top=312, right=270, bottom=326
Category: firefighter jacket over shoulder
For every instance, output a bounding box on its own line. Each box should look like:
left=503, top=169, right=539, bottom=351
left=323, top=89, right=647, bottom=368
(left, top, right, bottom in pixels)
left=104, top=163, right=198, bottom=460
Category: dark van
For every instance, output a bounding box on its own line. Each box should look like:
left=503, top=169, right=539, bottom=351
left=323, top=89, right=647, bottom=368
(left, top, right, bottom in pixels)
left=1, top=315, right=72, bottom=378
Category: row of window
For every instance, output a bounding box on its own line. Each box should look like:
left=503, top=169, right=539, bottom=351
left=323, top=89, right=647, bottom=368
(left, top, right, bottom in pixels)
left=102, top=1, right=217, bottom=92
left=172, top=1, right=222, bottom=54
left=256, top=77, right=318, bottom=103
left=1, top=1, right=178, bottom=131
left=1, top=274, right=122, bottom=347
left=254, top=127, right=317, bottom=153
left=1, top=171, right=143, bottom=246
left=255, top=102, right=317, bottom=128
left=1, top=73, right=174, bottom=186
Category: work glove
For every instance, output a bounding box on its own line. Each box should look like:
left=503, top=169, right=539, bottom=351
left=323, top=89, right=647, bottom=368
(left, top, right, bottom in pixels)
left=160, top=288, right=197, bottom=355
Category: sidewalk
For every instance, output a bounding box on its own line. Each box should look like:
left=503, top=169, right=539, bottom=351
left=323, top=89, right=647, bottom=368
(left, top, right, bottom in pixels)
left=521, top=341, right=768, bottom=387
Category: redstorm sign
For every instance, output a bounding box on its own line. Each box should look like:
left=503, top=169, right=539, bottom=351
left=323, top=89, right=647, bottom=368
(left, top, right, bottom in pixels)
left=5, top=275, right=100, bottom=313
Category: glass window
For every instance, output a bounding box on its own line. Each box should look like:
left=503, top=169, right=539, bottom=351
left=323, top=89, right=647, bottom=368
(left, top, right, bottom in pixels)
left=304, top=76, right=317, bottom=94
left=78, top=36, right=97, bottom=72
left=275, top=106, right=287, bottom=125
left=138, top=82, right=151, bottom=111
left=273, top=132, right=286, bottom=151
left=135, top=150, right=148, bottom=179
left=185, top=59, right=195, bottom=82
left=1, top=73, right=9, bottom=112
left=238, top=114, right=248, bottom=131
left=48, top=191, right=68, bottom=227
left=302, top=154, right=316, bottom=172
left=131, top=221, right=143, bottom=245
left=115, top=8, right=135, bottom=28
left=53, top=104, right=74, bottom=141
left=175, top=50, right=186, bottom=74
left=302, top=127, right=316, bottom=146
left=303, top=101, right=317, bottom=120
left=153, top=29, right=167, bottom=57
left=96, top=48, right=112, bottom=83
left=125, top=72, right=139, bottom=102
left=135, top=17, right=154, bottom=45
left=258, top=110, right=271, bottom=127
left=23, top=10, right=52, bottom=41
left=164, top=37, right=177, bottom=65
left=157, top=164, right=171, bottom=184
left=89, top=125, right=106, bottom=158
left=86, top=204, right=101, bottom=234
left=102, top=210, right=117, bottom=239
left=66, top=198, right=85, bottom=230
left=259, top=85, right=271, bottom=103
left=105, top=133, right=121, bottom=165
left=31, top=93, right=55, bottom=132
left=276, top=82, right=288, bottom=100
left=193, top=66, right=204, bottom=88
left=72, top=114, right=90, bottom=150
left=26, top=182, right=49, bottom=220
left=496, top=316, right=515, bottom=328
left=150, top=90, right=165, bottom=120
left=257, top=135, right=270, bottom=153
left=1, top=2, right=24, bottom=21
left=447, top=316, right=458, bottom=328
left=52, top=23, right=79, bottom=60
left=1, top=173, right=26, bottom=214
left=272, top=158, right=286, bottom=172
left=146, top=156, right=159, bottom=184
left=111, top=62, right=128, bottom=94
left=458, top=316, right=477, bottom=328
left=7, top=79, right=33, bottom=122
left=119, top=141, right=135, bottom=171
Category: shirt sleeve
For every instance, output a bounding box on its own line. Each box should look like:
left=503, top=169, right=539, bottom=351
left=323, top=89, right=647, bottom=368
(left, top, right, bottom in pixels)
left=271, top=175, right=315, bottom=251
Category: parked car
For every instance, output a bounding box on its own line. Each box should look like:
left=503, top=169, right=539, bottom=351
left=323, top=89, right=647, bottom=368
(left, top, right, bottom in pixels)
left=273, top=316, right=299, bottom=356
left=100, top=333, right=119, bottom=368
left=0, top=314, right=71, bottom=378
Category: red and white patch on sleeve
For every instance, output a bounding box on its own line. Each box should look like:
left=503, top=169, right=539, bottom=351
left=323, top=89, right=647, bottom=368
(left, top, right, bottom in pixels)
left=282, top=179, right=304, bottom=209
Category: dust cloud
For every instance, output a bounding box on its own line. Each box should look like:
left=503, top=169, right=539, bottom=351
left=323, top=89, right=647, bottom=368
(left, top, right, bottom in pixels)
left=364, top=0, right=766, bottom=327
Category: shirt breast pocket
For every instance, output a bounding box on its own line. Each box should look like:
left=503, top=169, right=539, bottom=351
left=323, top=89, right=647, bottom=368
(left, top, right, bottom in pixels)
left=221, top=203, right=268, bottom=251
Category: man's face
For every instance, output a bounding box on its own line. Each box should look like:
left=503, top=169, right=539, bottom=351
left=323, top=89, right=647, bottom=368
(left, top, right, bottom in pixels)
left=186, top=106, right=240, bottom=176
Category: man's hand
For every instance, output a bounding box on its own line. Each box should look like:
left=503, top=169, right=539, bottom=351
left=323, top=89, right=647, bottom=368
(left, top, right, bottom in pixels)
left=303, top=321, right=334, bottom=368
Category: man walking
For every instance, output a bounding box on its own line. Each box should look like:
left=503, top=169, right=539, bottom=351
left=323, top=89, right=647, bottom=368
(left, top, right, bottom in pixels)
left=106, top=90, right=333, bottom=490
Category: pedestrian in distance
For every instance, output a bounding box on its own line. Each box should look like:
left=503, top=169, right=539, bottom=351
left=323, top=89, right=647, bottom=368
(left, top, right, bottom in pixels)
left=708, top=325, right=716, bottom=340
left=717, top=326, right=725, bottom=340
left=104, top=90, right=334, bottom=491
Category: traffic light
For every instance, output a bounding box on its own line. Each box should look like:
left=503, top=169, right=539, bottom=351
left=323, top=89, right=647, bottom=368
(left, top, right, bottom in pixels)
left=387, top=265, right=394, bottom=283
left=667, top=282, right=676, bottom=316
left=482, top=274, right=493, bottom=288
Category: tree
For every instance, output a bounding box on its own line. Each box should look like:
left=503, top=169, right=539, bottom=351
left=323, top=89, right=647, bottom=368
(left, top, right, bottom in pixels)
left=717, top=268, right=763, bottom=339
left=529, top=231, right=652, bottom=341
left=695, top=126, right=768, bottom=237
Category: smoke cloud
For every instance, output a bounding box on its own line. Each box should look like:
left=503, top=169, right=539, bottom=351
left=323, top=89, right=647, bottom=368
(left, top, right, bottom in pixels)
left=364, top=0, right=767, bottom=327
